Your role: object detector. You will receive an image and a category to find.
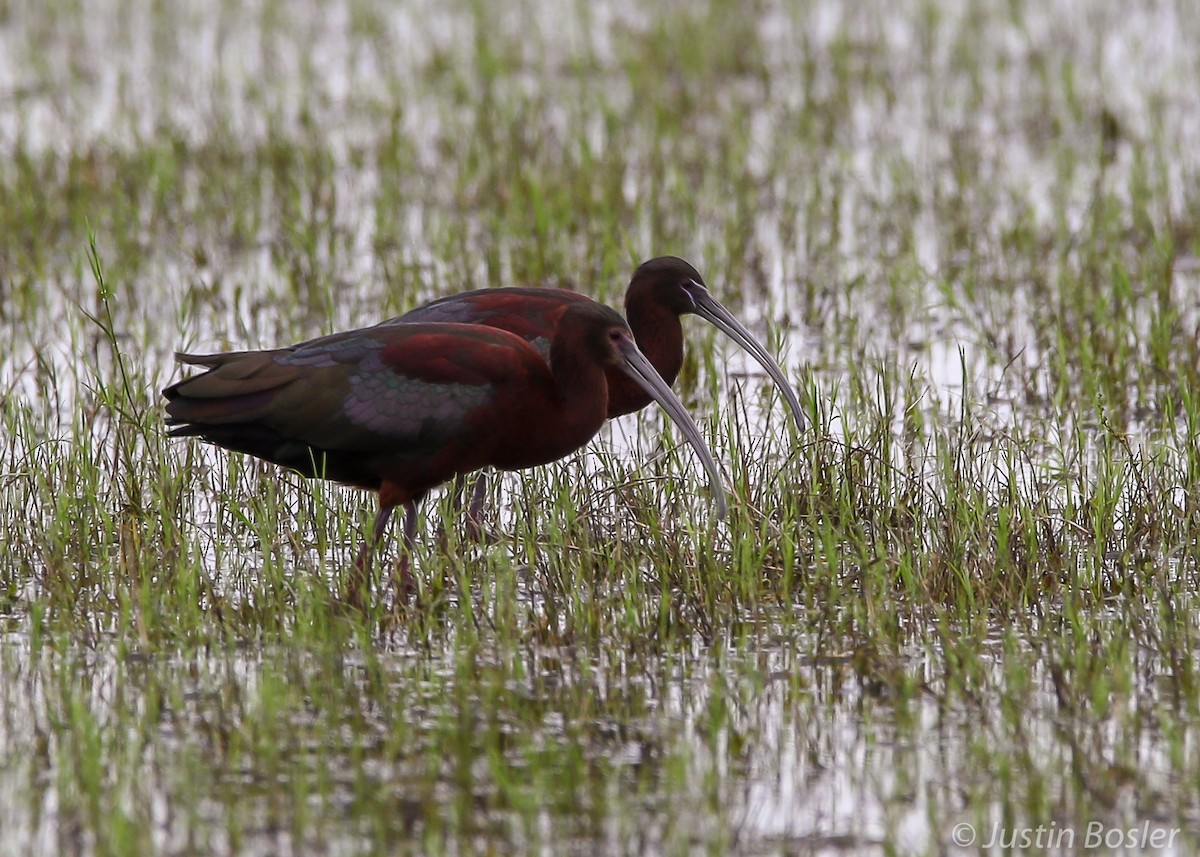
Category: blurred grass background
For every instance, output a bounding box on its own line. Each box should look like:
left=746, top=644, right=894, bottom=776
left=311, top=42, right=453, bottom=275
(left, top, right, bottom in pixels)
left=2, top=0, right=1200, bottom=853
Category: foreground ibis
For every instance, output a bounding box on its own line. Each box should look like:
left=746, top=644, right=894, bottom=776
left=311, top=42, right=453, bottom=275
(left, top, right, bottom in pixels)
left=164, top=302, right=726, bottom=607
left=396, top=256, right=805, bottom=531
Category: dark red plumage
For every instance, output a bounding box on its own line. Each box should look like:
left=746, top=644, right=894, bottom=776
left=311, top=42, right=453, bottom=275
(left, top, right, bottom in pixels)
left=397, top=256, right=805, bottom=533
left=164, top=302, right=725, bottom=608
left=397, top=256, right=804, bottom=424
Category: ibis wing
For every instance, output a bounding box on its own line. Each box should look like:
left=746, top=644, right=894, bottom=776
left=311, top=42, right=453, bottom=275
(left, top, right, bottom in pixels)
left=391, top=287, right=589, bottom=360
left=172, top=350, right=302, bottom=398
left=166, top=325, right=538, bottom=457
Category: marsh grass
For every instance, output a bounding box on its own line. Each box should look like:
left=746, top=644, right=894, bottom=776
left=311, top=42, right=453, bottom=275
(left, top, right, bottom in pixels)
left=4, top=0, right=1200, bottom=853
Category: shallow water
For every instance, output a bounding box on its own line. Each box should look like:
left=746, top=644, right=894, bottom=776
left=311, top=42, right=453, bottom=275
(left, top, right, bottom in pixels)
left=3, top=0, right=1200, bottom=854
left=0, top=608, right=1172, bottom=856
left=3, top=596, right=1193, bottom=855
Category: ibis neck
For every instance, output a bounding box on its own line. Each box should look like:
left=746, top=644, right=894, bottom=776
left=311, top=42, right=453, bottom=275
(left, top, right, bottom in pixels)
left=547, top=340, right=611, bottom=447
left=605, top=299, right=684, bottom=418
left=488, top=343, right=610, bottom=472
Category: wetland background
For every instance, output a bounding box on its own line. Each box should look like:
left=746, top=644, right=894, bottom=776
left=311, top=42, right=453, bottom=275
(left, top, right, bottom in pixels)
left=3, top=0, right=1200, bottom=853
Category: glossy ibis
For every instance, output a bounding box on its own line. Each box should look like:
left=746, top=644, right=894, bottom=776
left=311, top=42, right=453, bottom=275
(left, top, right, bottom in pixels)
left=397, top=256, right=805, bottom=532
left=164, top=302, right=726, bottom=607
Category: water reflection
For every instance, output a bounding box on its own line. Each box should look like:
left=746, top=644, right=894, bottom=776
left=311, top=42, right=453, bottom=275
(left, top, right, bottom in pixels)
left=4, top=0, right=1200, bottom=853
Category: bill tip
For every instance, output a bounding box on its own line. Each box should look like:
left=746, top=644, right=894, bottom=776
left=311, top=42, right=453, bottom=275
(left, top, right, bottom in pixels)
left=713, top=491, right=728, bottom=519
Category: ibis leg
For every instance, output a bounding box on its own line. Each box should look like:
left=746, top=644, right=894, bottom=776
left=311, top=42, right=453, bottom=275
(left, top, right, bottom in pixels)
left=440, top=471, right=492, bottom=544
left=393, top=500, right=419, bottom=601
left=463, top=472, right=489, bottom=542
left=346, top=502, right=394, bottom=611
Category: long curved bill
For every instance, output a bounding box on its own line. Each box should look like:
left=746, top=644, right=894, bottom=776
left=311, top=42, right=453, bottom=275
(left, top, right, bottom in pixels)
left=615, top=337, right=728, bottom=519
left=690, top=286, right=807, bottom=432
